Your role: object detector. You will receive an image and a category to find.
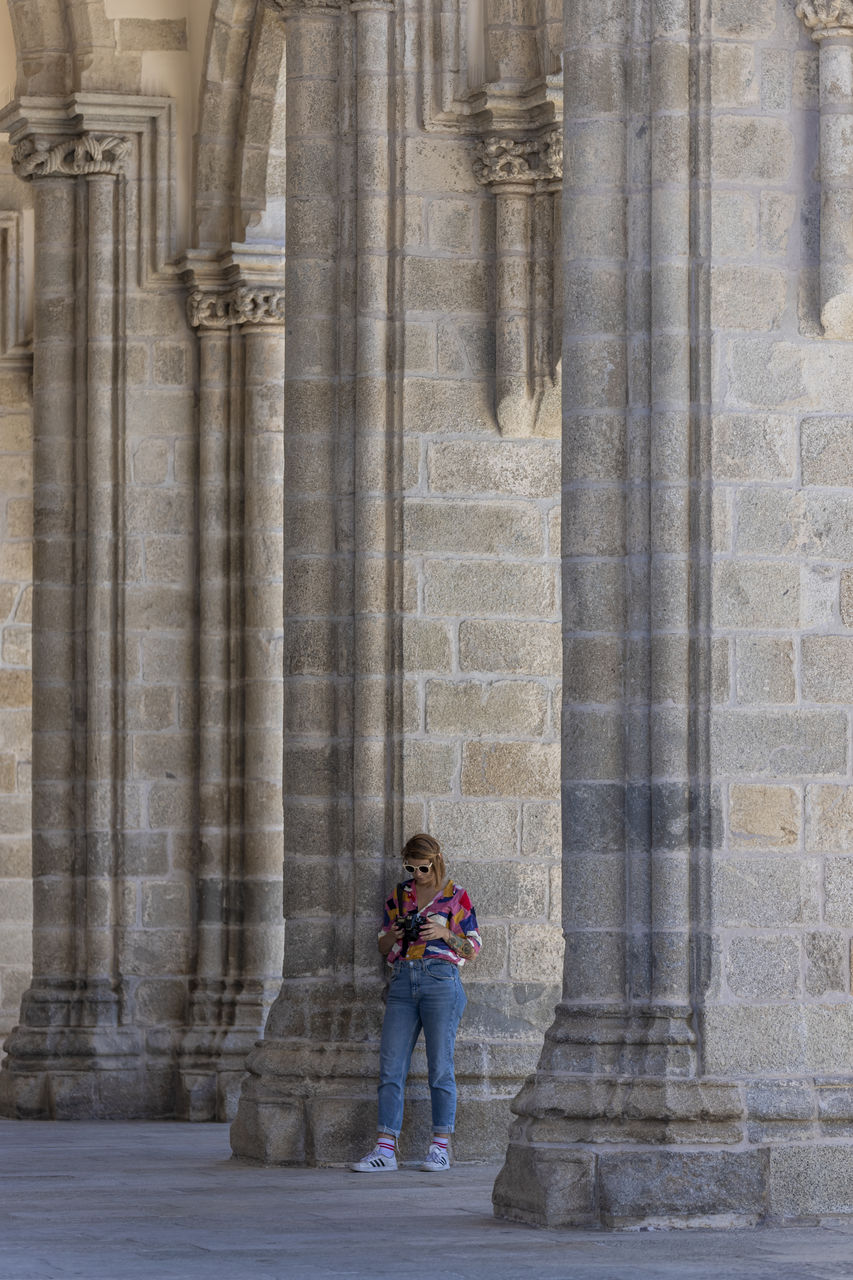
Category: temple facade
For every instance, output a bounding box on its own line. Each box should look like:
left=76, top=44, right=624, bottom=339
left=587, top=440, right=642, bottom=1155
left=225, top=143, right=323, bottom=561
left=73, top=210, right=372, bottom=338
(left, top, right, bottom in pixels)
left=1, top=0, right=853, bottom=1226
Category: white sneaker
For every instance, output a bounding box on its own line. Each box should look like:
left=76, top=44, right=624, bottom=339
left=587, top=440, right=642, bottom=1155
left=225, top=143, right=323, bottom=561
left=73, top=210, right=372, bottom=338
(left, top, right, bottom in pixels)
left=351, top=1145, right=398, bottom=1172
left=420, top=1144, right=450, bottom=1172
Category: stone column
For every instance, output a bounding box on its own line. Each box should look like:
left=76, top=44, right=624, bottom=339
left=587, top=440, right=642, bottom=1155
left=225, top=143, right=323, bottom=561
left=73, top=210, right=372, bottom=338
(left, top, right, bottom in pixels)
left=179, top=266, right=286, bottom=1121
left=0, top=124, right=149, bottom=1117
left=230, top=0, right=357, bottom=1163
left=231, top=0, right=412, bottom=1164
left=796, top=0, right=853, bottom=338
left=492, top=0, right=751, bottom=1226
left=474, top=130, right=561, bottom=437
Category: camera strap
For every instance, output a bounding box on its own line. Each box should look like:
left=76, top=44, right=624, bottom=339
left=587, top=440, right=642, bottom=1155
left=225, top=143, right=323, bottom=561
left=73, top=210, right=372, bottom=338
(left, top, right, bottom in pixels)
left=395, top=882, right=409, bottom=956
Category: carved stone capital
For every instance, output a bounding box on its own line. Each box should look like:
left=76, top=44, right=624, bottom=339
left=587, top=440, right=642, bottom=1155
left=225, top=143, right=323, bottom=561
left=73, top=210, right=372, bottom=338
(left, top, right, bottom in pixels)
left=796, top=0, right=853, bottom=38
left=260, top=0, right=343, bottom=13
left=12, top=133, right=131, bottom=180
left=473, top=128, right=563, bottom=189
left=187, top=285, right=286, bottom=329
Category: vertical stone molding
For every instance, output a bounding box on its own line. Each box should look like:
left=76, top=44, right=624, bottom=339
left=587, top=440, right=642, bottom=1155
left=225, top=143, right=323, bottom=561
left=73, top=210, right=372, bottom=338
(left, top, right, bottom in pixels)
left=0, top=115, right=146, bottom=1116
left=179, top=257, right=286, bottom=1121
left=473, top=130, right=561, bottom=437
left=797, top=0, right=853, bottom=337
left=0, top=210, right=29, bottom=361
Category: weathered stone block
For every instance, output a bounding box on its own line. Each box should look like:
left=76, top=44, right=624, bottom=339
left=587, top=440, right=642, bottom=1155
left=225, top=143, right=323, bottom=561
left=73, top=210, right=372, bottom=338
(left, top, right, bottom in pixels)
left=736, top=637, right=795, bottom=704
left=459, top=619, right=561, bottom=676
left=702, top=1005, right=805, bottom=1075
left=140, top=881, right=191, bottom=929
left=726, top=340, right=805, bottom=408
left=396, top=618, right=451, bottom=672
left=428, top=801, right=519, bottom=860
left=405, top=500, right=542, bottom=555
left=508, top=923, right=564, bottom=981
left=711, top=413, right=795, bottom=480
left=493, top=1145, right=596, bottom=1228
left=564, top=710, right=623, bottom=781
left=805, top=931, right=847, bottom=995
left=402, top=740, right=456, bottom=795
left=425, top=680, right=548, bottom=736
left=563, top=487, right=624, bottom=557
left=802, top=636, right=853, bottom=702
left=427, top=440, right=557, bottom=498
left=710, top=710, right=847, bottom=776
left=564, top=637, right=623, bottom=704
left=802, top=416, right=853, bottom=486
left=712, top=855, right=819, bottom=927
left=712, top=43, right=759, bottom=106
left=712, top=0, right=777, bottom=37
left=710, top=191, right=757, bottom=258
left=403, top=258, right=487, bottom=313
left=712, top=117, right=793, bottom=181
left=807, top=785, right=853, bottom=852
left=725, top=934, right=800, bottom=1000
left=712, top=562, right=799, bottom=629
left=423, top=562, right=557, bottom=617
left=769, top=1145, right=853, bottom=1216
left=461, top=743, right=560, bottom=798
left=517, top=803, right=558, bottom=862
left=824, top=858, right=853, bottom=926
left=730, top=784, right=800, bottom=849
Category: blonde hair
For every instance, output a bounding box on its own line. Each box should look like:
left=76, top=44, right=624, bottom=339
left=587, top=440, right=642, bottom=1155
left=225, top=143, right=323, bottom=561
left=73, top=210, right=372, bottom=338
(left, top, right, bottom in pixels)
left=401, top=833, right=446, bottom=886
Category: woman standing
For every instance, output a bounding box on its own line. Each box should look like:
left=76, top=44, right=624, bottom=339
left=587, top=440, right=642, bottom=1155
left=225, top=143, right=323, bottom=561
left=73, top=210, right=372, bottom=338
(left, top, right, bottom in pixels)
left=351, top=834, right=481, bottom=1173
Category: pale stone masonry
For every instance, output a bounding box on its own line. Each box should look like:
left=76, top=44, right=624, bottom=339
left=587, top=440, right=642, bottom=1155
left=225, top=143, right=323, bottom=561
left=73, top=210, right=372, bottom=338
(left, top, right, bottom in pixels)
left=0, top=139, right=32, bottom=1052
left=2, top=0, right=853, bottom=1231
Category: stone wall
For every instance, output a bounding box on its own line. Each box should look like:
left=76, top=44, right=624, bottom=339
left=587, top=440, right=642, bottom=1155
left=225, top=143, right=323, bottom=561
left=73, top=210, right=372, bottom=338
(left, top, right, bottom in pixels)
left=492, top=0, right=853, bottom=1228
left=703, top=0, right=853, bottom=1085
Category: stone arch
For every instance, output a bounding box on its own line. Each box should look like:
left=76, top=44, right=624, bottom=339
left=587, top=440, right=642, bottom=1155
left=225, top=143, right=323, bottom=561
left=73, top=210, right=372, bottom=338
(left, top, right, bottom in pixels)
left=193, top=0, right=262, bottom=250
left=235, top=5, right=286, bottom=246
left=64, top=0, right=129, bottom=95
left=6, top=0, right=150, bottom=99
left=6, top=0, right=73, bottom=96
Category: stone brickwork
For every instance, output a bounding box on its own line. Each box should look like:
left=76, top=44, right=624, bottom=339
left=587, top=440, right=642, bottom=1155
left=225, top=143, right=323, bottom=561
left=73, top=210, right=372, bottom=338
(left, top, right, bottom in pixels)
left=0, top=139, right=32, bottom=1053
left=4, top=0, right=853, bottom=1233
left=0, top=356, right=31, bottom=1050
left=492, top=0, right=853, bottom=1229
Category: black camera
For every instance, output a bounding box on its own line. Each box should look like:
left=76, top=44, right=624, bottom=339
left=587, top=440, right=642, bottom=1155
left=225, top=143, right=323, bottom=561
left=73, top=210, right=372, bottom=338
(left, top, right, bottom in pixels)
left=399, top=910, right=425, bottom=955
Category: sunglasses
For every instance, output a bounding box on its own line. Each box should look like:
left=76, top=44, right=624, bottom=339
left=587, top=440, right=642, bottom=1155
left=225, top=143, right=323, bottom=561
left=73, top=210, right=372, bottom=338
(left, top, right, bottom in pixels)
left=403, top=863, right=434, bottom=875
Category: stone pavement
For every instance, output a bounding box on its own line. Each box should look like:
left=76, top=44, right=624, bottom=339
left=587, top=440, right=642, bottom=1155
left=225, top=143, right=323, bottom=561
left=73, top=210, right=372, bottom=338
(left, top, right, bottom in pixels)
left=3, top=1122, right=853, bottom=1280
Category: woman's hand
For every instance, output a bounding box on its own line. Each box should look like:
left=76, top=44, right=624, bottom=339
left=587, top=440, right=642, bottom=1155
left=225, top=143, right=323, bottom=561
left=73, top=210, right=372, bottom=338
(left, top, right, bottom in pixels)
left=378, top=922, right=405, bottom=956
left=418, top=920, right=450, bottom=943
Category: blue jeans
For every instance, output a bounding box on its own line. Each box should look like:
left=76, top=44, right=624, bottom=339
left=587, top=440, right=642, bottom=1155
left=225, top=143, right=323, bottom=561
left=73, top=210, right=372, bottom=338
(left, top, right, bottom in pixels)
left=377, top=958, right=467, bottom=1137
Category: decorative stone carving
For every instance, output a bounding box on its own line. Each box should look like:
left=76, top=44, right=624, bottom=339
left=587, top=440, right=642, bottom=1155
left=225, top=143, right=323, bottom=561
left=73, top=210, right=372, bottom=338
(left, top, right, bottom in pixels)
left=12, top=133, right=131, bottom=180
left=187, top=285, right=286, bottom=328
left=260, top=0, right=343, bottom=12
left=473, top=130, right=562, bottom=188
left=796, top=0, right=853, bottom=36
left=797, top=0, right=853, bottom=337
left=471, top=127, right=562, bottom=436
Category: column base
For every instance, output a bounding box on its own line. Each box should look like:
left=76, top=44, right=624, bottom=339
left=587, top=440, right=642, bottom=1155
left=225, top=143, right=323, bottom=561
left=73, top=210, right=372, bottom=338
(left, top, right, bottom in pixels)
left=0, top=981, right=169, bottom=1119
left=494, top=1138, right=853, bottom=1226
left=493, top=1055, right=853, bottom=1225
left=0, top=1023, right=171, bottom=1119
left=176, top=981, right=280, bottom=1121
left=176, top=1028, right=262, bottom=1122
left=230, top=1037, right=529, bottom=1165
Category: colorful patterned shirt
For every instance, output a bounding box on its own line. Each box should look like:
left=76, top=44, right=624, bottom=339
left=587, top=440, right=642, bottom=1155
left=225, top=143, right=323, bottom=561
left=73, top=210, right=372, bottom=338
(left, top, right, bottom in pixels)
left=379, top=879, right=482, bottom=968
